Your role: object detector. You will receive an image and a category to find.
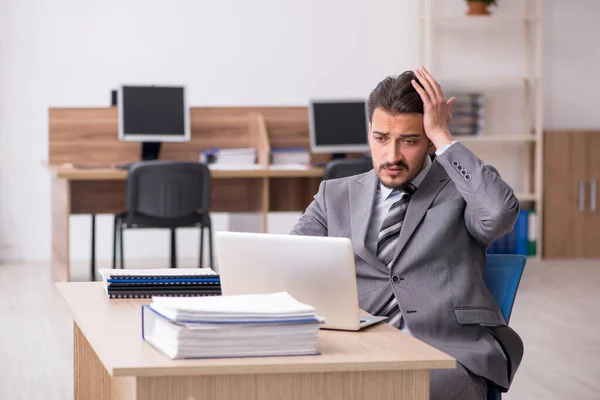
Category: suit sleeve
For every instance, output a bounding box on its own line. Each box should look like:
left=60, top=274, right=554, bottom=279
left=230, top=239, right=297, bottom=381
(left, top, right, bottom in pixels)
left=435, top=142, right=520, bottom=248
left=289, top=180, right=328, bottom=237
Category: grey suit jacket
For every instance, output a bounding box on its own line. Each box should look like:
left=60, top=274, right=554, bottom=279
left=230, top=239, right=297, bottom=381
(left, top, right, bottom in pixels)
left=291, top=143, right=524, bottom=391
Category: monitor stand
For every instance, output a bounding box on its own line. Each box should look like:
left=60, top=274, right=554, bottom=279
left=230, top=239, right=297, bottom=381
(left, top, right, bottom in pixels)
left=141, top=142, right=162, bottom=161
left=116, top=142, right=163, bottom=170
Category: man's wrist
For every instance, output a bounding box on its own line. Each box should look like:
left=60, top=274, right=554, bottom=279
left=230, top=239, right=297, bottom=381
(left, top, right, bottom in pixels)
left=435, top=140, right=457, bottom=156
left=429, top=130, right=454, bottom=150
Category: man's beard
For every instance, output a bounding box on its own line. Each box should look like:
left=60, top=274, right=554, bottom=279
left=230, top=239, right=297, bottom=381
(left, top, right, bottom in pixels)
left=377, top=158, right=425, bottom=190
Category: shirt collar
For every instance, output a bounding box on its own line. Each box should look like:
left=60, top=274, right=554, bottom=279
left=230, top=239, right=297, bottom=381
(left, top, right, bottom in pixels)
left=380, top=155, right=432, bottom=200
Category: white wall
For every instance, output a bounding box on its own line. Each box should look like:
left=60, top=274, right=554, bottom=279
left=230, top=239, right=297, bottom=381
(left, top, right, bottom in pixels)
left=0, top=0, right=598, bottom=263
left=0, top=0, right=419, bottom=262
left=542, top=0, right=600, bottom=129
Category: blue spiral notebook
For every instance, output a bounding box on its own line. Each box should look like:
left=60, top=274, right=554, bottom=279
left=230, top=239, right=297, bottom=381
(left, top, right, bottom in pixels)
left=99, top=268, right=221, bottom=299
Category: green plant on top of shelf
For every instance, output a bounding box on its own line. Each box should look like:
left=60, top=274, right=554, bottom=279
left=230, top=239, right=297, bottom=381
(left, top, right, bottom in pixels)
left=465, top=0, right=498, bottom=16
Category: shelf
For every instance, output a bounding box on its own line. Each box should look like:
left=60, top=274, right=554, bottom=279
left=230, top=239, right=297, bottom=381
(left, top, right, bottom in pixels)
left=516, top=193, right=537, bottom=202
left=421, top=16, right=538, bottom=23
left=456, top=134, right=537, bottom=143
left=439, top=76, right=532, bottom=89
left=420, top=0, right=544, bottom=256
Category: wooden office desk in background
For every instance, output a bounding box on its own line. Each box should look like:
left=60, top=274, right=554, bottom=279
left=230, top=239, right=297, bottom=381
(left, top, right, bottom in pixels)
left=46, top=105, right=337, bottom=282
left=56, top=282, right=456, bottom=400
left=47, top=165, right=323, bottom=282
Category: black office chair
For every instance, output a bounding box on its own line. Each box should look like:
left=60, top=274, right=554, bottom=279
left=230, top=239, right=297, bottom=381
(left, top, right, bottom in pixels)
left=322, top=158, right=373, bottom=180
left=112, top=161, right=213, bottom=270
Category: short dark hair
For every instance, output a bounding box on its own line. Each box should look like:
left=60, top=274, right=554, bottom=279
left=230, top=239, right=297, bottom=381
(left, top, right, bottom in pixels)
left=367, top=71, right=424, bottom=122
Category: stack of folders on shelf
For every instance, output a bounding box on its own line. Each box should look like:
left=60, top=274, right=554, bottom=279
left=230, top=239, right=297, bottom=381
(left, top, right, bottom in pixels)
left=142, top=292, right=324, bottom=359
left=199, top=147, right=257, bottom=166
left=271, top=148, right=311, bottom=165
left=99, top=268, right=221, bottom=299
left=448, top=92, right=484, bottom=137
left=487, top=209, right=537, bottom=256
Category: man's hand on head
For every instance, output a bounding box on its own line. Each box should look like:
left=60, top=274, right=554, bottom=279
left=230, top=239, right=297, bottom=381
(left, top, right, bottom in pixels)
left=411, top=66, right=456, bottom=150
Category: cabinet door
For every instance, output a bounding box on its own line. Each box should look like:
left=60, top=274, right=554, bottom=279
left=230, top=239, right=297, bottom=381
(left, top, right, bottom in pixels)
left=543, top=131, right=588, bottom=258
left=584, top=132, right=600, bottom=257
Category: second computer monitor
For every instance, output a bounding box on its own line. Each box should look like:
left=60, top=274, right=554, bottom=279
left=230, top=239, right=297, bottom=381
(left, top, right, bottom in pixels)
left=308, top=100, right=370, bottom=155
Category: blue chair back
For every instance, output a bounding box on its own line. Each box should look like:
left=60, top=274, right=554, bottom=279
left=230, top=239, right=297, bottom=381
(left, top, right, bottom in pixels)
left=485, top=254, right=527, bottom=323
left=484, top=254, right=527, bottom=400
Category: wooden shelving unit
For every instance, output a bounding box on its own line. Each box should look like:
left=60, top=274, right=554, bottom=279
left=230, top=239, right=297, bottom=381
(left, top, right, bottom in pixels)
left=456, top=134, right=536, bottom=143
left=418, top=0, right=544, bottom=258
left=420, top=15, right=539, bottom=23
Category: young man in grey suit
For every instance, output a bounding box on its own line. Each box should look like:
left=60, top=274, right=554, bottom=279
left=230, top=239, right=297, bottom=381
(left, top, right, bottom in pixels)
left=291, top=67, right=523, bottom=400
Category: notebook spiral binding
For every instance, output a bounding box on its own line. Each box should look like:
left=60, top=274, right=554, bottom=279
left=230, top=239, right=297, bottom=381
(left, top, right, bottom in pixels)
left=108, top=292, right=221, bottom=299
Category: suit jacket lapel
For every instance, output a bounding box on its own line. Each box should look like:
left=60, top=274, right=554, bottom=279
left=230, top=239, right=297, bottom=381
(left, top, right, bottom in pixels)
left=349, top=171, right=389, bottom=274
left=390, top=161, right=451, bottom=265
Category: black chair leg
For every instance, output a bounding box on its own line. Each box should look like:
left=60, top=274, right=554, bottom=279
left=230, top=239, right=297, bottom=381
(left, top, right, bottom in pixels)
left=199, top=226, right=205, bottom=268
left=90, top=214, right=96, bottom=281
left=170, top=228, right=177, bottom=268
left=119, top=223, right=124, bottom=269
left=112, top=216, right=118, bottom=269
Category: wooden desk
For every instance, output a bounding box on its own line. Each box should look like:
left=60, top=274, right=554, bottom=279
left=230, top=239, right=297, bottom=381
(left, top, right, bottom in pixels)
left=48, top=165, right=323, bottom=282
left=56, top=282, right=455, bottom=400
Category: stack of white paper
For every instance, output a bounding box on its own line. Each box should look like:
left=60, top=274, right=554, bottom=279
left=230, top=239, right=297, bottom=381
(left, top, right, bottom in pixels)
left=142, top=292, right=324, bottom=359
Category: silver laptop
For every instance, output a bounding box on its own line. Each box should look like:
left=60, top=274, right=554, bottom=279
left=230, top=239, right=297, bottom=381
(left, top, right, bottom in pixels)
left=214, top=231, right=387, bottom=331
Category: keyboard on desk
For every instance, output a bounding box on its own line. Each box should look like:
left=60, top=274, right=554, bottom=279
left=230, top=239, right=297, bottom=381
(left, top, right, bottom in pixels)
left=115, top=163, right=134, bottom=170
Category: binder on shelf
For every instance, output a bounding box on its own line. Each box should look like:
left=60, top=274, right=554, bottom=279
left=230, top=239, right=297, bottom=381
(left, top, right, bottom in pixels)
left=527, top=211, right=537, bottom=256
left=487, top=209, right=533, bottom=256
left=514, top=210, right=529, bottom=255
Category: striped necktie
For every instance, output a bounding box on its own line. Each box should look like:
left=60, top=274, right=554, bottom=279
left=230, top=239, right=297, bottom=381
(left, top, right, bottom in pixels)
left=376, top=183, right=416, bottom=267
left=376, top=183, right=416, bottom=328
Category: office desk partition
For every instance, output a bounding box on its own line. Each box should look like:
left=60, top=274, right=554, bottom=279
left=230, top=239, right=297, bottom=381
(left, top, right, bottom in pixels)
left=56, top=282, right=455, bottom=400
left=46, top=105, right=363, bottom=281
left=46, top=105, right=338, bottom=281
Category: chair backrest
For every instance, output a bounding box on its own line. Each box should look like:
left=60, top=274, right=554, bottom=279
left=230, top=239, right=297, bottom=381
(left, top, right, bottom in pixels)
left=485, top=254, right=527, bottom=323
left=125, top=161, right=211, bottom=220
left=322, top=158, right=373, bottom=180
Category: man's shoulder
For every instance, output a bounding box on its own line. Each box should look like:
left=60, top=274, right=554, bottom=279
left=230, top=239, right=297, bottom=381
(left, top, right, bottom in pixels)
left=322, top=170, right=373, bottom=192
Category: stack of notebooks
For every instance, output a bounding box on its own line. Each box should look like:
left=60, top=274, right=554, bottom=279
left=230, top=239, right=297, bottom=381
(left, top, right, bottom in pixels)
left=142, top=292, right=324, bottom=359
left=448, top=92, right=485, bottom=137
left=99, top=268, right=221, bottom=299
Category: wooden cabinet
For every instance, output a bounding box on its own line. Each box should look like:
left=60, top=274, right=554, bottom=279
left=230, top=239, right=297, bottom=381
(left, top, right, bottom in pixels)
left=544, top=131, right=600, bottom=258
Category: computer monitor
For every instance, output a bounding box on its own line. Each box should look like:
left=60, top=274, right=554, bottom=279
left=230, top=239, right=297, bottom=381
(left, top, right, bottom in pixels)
left=308, top=99, right=370, bottom=158
left=117, top=85, right=190, bottom=161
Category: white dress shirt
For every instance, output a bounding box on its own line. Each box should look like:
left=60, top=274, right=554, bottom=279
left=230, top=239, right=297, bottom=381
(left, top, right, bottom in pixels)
left=365, top=142, right=456, bottom=334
